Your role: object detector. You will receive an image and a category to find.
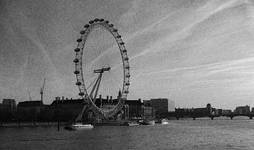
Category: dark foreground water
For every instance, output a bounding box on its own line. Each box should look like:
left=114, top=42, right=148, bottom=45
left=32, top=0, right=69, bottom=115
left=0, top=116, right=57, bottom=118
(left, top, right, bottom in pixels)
left=1, top=119, right=254, bottom=150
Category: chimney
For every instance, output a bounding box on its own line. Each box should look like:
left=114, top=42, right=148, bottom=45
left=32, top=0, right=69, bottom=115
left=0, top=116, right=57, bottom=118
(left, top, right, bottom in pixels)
left=117, top=89, right=122, bottom=99
left=110, top=96, right=113, bottom=104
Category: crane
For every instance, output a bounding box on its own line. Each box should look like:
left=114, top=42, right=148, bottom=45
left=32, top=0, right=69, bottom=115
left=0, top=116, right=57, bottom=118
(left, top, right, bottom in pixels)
left=40, top=78, right=46, bottom=104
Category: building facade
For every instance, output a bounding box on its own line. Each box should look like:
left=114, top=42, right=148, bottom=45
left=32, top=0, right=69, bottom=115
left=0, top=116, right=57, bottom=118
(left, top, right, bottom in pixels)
left=221, top=109, right=232, bottom=116
left=17, top=100, right=45, bottom=121
left=125, top=99, right=142, bottom=119
left=2, top=99, right=16, bottom=112
left=142, top=106, right=155, bottom=119
left=50, top=97, right=85, bottom=121
left=150, top=98, right=169, bottom=116
left=234, top=105, right=250, bottom=115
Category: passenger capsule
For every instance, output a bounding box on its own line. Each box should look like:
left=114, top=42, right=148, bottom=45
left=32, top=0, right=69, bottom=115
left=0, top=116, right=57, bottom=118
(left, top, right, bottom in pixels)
left=84, top=24, right=90, bottom=28
left=122, top=49, right=127, bottom=53
left=89, top=20, right=94, bottom=24
left=80, top=30, right=86, bottom=34
left=74, top=70, right=80, bottom=74
left=94, top=18, right=99, bottom=22
left=125, top=66, right=130, bottom=69
left=77, top=38, right=82, bottom=42
left=73, top=58, right=79, bottom=63
left=79, top=92, right=84, bottom=96
left=76, top=82, right=82, bottom=86
left=120, top=42, right=124, bottom=45
left=117, top=35, right=121, bottom=38
left=126, top=74, right=130, bottom=78
left=124, top=57, right=129, bottom=61
left=74, top=48, right=80, bottom=52
left=125, top=82, right=130, bottom=86
left=105, top=20, right=109, bottom=24
left=99, top=18, right=104, bottom=22
left=113, top=29, right=118, bottom=32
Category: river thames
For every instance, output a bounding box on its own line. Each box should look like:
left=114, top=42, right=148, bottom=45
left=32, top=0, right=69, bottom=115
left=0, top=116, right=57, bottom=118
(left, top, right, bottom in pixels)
left=1, top=119, right=254, bottom=150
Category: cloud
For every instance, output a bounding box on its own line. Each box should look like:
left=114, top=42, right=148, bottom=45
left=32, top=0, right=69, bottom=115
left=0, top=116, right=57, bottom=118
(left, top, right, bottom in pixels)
left=129, top=0, right=244, bottom=60
left=134, top=56, right=254, bottom=80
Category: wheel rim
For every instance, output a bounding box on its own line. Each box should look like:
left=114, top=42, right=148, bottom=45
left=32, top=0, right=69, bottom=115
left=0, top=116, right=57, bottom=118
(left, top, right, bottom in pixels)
left=73, top=18, right=130, bottom=119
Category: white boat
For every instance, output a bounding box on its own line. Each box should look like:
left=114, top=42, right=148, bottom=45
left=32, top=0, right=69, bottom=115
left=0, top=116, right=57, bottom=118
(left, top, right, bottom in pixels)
left=161, top=119, right=169, bottom=125
left=148, top=120, right=155, bottom=125
left=121, top=121, right=139, bottom=126
left=72, top=123, right=94, bottom=129
left=65, top=123, right=94, bottom=130
left=140, top=120, right=155, bottom=125
left=128, top=122, right=139, bottom=126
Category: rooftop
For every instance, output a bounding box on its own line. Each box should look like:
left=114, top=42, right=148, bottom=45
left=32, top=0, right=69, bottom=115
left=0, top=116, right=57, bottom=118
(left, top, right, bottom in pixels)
left=51, top=99, right=85, bottom=106
left=18, top=101, right=43, bottom=107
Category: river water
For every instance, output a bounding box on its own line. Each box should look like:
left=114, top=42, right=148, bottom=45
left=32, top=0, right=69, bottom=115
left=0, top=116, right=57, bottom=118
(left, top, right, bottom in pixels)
left=1, top=119, right=254, bottom=150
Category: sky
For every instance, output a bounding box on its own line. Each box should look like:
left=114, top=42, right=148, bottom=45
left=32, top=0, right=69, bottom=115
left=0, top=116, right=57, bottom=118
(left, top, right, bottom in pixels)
left=1, top=0, right=254, bottom=109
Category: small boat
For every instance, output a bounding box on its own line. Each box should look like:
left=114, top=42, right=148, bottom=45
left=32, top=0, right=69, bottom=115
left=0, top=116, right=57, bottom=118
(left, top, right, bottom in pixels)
left=139, top=120, right=155, bottom=125
left=147, top=120, right=155, bottom=125
left=72, top=123, right=94, bottom=129
left=65, top=123, right=94, bottom=130
left=128, top=122, right=139, bottom=126
left=161, top=119, right=169, bottom=125
left=121, top=121, right=139, bottom=126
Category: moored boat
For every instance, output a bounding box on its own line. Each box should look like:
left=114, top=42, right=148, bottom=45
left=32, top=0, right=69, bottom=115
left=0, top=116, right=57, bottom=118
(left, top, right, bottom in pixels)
left=121, top=121, right=139, bottom=126
left=65, top=123, right=94, bottom=130
left=147, top=120, right=155, bottom=125
left=139, top=120, right=155, bottom=125
left=128, top=122, right=139, bottom=126
left=161, top=119, right=169, bottom=125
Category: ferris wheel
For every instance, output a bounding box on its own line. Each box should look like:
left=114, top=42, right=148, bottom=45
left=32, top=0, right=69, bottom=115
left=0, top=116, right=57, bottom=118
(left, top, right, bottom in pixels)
left=73, top=18, right=130, bottom=119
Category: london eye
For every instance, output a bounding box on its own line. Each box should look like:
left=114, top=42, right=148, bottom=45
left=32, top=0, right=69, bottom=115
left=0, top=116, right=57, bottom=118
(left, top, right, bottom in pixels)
left=73, top=18, right=130, bottom=119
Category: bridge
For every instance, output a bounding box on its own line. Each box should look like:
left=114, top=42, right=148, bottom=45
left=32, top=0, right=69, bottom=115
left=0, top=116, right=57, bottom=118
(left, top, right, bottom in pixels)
left=174, top=112, right=254, bottom=120
left=224, top=113, right=254, bottom=120
left=173, top=104, right=254, bottom=120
